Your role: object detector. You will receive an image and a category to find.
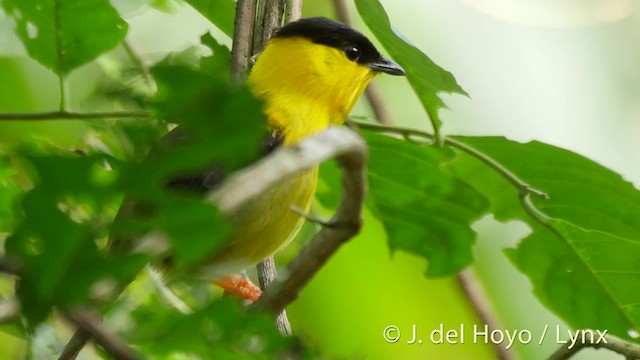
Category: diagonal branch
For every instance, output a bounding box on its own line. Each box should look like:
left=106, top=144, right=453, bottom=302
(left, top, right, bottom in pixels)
left=205, top=127, right=369, bottom=314
left=349, top=120, right=549, bottom=200
left=62, top=309, right=141, bottom=360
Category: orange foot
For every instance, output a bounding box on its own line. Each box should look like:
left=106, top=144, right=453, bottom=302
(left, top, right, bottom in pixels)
left=214, top=275, right=262, bottom=302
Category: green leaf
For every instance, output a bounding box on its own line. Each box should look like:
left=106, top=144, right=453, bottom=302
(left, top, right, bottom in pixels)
left=363, top=132, right=489, bottom=276
left=108, top=62, right=267, bottom=271
left=199, top=32, right=231, bottom=82
left=157, top=197, right=231, bottom=270
left=446, top=136, right=640, bottom=339
left=2, top=0, right=128, bottom=74
left=355, top=0, right=468, bottom=133
left=129, top=297, right=302, bottom=358
left=184, top=0, right=235, bottom=38
left=4, top=153, right=147, bottom=325
left=0, top=155, right=21, bottom=232
left=508, top=220, right=640, bottom=339
left=149, top=64, right=266, bottom=178
left=452, top=136, right=640, bottom=240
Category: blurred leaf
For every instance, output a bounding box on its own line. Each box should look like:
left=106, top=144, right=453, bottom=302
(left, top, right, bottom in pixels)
left=157, top=197, right=231, bottom=270
left=107, top=62, right=267, bottom=271
left=2, top=0, right=127, bottom=74
left=199, top=32, right=231, bottom=82
left=363, top=132, right=489, bottom=276
left=355, top=0, right=468, bottom=133
left=184, top=0, right=235, bottom=38
left=4, top=154, right=148, bottom=325
left=129, top=297, right=302, bottom=358
left=445, top=136, right=640, bottom=339
left=0, top=155, right=21, bottom=232
left=149, top=64, right=266, bottom=180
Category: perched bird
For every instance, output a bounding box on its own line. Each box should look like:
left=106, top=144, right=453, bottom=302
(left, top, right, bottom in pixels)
left=115, top=17, right=405, bottom=301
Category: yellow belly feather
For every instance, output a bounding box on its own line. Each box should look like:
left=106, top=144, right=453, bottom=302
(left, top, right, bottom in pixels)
left=197, top=167, right=317, bottom=278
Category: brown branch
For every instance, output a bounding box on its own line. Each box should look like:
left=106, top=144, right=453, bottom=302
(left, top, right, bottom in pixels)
left=457, top=270, right=515, bottom=360
left=548, top=332, right=640, bottom=360
left=230, top=0, right=257, bottom=81
left=62, top=309, right=140, bottom=360
left=58, top=330, right=91, bottom=360
left=0, top=110, right=150, bottom=121
left=284, top=0, right=303, bottom=23
left=207, top=127, right=368, bottom=315
left=248, top=0, right=297, bottom=334
left=257, top=257, right=292, bottom=335
left=332, top=0, right=392, bottom=124
left=254, top=0, right=284, bottom=54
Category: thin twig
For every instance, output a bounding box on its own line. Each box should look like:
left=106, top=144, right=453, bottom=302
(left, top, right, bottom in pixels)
left=58, top=330, right=91, bottom=360
left=349, top=120, right=549, bottom=200
left=211, top=127, right=369, bottom=314
left=62, top=309, right=141, bottom=360
left=122, top=39, right=156, bottom=92
left=284, top=0, right=303, bottom=23
left=248, top=0, right=293, bottom=334
left=331, top=0, right=351, bottom=24
left=257, top=257, right=292, bottom=335
left=0, top=110, right=150, bottom=121
left=230, top=0, right=257, bottom=81
left=457, top=270, right=515, bottom=360
left=289, top=205, right=332, bottom=227
left=364, top=86, right=393, bottom=124
left=254, top=0, right=284, bottom=54
left=332, top=0, right=392, bottom=124
left=548, top=333, right=640, bottom=360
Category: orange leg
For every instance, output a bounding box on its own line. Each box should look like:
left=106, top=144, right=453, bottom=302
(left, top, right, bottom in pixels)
left=214, top=275, right=262, bottom=302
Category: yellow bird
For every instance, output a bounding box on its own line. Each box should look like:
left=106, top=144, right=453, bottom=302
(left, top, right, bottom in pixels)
left=116, top=17, right=404, bottom=300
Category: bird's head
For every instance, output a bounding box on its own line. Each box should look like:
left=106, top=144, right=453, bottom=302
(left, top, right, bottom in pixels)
left=248, top=17, right=405, bottom=143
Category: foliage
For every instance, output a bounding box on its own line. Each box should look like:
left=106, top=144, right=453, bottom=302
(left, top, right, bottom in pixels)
left=0, top=0, right=638, bottom=358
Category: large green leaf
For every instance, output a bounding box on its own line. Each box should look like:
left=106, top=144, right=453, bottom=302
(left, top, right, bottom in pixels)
left=184, top=0, right=235, bottom=38
left=363, top=132, right=489, bottom=276
left=2, top=0, right=127, bottom=74
left=510, top=221, right=640, bottom=338
left=355, top=0, right=468, bottom=133
left=446, top=136, right=640, bottom=339
left=453, top=137, right=640, bottom=240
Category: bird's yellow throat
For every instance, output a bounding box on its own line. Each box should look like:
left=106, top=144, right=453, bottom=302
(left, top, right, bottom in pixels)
left=248, top=37, right=376, bottom=145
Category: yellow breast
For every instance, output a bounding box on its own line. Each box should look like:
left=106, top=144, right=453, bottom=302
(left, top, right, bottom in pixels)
left=199, top=167, right=317, bottom=278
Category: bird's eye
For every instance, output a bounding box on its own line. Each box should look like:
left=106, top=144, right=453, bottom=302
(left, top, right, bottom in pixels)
left=344, top=45, right=360, bottom=62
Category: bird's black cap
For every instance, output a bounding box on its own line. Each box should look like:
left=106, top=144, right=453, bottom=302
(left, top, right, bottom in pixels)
left=274, top=17, right=405, bottom=76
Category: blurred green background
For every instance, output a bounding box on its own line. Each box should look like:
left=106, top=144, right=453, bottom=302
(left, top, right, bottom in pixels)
left=1, top=0, right=639, bottom=359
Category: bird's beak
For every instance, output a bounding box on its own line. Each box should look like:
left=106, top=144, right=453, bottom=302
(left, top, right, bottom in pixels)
left=368, top=57, right=405, bottom=76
